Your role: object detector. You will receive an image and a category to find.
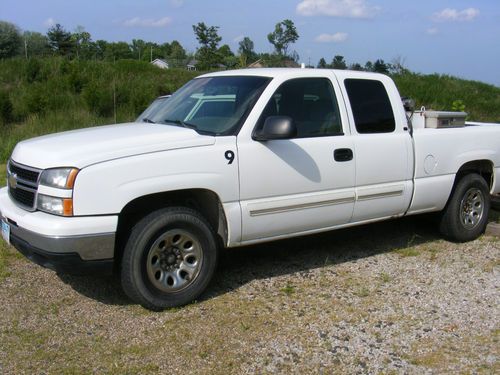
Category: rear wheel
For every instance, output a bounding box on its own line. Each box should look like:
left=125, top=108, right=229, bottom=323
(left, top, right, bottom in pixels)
left=439, top=173, right=490, bottom=242
left=121, top=207, right=218, bottom=311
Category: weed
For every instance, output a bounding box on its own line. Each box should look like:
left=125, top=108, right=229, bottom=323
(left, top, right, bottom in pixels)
left=380, top=272, right=391, bottom=283
left=281, top=283, right=296, bottom=295
left=395, top=248, right=420, bottom=257
left=354, top=286, right=370, bottom=298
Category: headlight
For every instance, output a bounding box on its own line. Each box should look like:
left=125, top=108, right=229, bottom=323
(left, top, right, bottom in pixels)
left=37, top=195, right=73, bottom=216
left=40, top=168, right=79, bottom=189
left=38, top=167, right=78, bottom=216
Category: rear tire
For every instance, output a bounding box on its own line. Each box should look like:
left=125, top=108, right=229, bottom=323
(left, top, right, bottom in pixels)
left=121, top=207, right=218, bottom=311
left=439, top=173, right=490, bottom=242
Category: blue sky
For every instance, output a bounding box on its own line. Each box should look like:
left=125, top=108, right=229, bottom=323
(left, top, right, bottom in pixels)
left=2, top=0, right=500, bottom=86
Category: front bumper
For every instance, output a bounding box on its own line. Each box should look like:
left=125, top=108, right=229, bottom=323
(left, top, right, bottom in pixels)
left=0, top=187, right=118, bottom=274
left=10, top=232, right=114, bottom=275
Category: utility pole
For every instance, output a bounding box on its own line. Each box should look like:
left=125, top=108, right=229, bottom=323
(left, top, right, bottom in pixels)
left=150, top=45, right=153, bottom=62
left=24, top=38, right=28, bottom=59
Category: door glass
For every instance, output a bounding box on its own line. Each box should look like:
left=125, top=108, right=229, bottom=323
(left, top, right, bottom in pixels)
left=256, top=78, right=343, bottom=138
left=344, top=79, right=395, bottom=134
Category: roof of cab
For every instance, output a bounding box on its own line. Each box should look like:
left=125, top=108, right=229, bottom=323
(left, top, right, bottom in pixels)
left=198, top=67, right=387, bottom=80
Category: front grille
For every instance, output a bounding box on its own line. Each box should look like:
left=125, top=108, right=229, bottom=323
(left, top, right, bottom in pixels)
left=7, top=160, right=41, bottom=211
left=9, top=187, right=36, bottom=207
left=9, top=162, right=40, bottom=183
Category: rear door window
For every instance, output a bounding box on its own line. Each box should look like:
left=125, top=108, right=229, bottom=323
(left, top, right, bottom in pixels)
left=344, top=79, right=395, bottom=134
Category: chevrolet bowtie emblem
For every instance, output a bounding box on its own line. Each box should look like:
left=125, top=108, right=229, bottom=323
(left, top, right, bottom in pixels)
left=8, top=173, right=17, bottom=189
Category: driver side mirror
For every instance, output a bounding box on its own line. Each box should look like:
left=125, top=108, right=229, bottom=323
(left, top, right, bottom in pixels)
left=254, top=116, right=297, bottom=141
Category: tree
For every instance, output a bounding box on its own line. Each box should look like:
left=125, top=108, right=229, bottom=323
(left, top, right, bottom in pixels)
left=389, top=55, right=409, bottom=75
left=47, top=24, right=74, bottom=56
left=373, top=59, right=389, bottom=74
left=331, top=55, right=347, bottom=69
left=159, top=42, right=171, bottom=59
left=192, top=22, right=222, bottom=69
left=72, top=26, right=94, bottom=59
left=94, top=39, right=108, bottom=60
left=317, top=57, right=328, bottom=69
left=238, top=37, right=256, bottom=63
left=23, top=31, right=50, bottom=57
left=218, top=44, right=237, bottom=68
left=349, top=62, right=364, bottom=71
left=168, top=40, right=187, bottom=67
left=267, top=19, right=299, bottom=57
left=364, top=61, right=374, bottom=72
left=0, top=21, right=22, bottom=58
left=104, top=42, right=133, bottom=60
left=131, top=39, right=147, bottom=60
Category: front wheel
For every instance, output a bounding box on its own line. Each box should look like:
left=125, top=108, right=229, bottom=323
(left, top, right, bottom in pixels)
left=121, top=207, right=218, bottom=311
left=439, top=173, right=490, bottom=242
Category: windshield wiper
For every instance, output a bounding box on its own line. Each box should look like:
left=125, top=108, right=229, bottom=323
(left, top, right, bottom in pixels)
left=142, top=118, right=156, bottom=124
left=163, top=119, right=199, bottom=131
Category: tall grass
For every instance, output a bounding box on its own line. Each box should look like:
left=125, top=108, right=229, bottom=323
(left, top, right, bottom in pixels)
left=392, top=72, right=500, bottom=122
left=0, top=57, right=199, bottom=162
left=0, top=58, right=499, bottom=163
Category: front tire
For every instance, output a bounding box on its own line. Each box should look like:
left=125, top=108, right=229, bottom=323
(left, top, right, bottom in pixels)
left=439, top=173, right=490, bottom=242
left=121, top=207, right=218, bottom=311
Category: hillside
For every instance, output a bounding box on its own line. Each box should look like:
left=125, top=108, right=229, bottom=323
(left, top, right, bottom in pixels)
left=0, top=58, right=499, bottom=163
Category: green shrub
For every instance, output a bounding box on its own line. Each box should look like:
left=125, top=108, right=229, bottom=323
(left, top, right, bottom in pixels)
left=0, top=91, right=13, bottom=125
left=25, top=58, right=42, bottom=83
left=24, top=84, right=49, bottom=114
left=82, top=80, right=114, bottom=117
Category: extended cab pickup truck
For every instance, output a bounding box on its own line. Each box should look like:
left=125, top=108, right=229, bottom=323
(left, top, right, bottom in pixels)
left=1, top=69, right=499, bottom=310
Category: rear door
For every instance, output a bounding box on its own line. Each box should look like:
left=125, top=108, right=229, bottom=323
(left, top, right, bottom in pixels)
left=338, top=74, right=414, bottom=222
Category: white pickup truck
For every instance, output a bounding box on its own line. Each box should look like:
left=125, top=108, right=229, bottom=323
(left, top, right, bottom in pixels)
left=1, top=69, right=499, bottom=310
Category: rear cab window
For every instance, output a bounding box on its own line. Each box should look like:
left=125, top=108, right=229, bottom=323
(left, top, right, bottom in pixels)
left=344, top=79, right=396, bottom=134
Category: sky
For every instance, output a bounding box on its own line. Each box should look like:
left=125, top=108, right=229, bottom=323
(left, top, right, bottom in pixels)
left=1, top=0, right=500, bottom=86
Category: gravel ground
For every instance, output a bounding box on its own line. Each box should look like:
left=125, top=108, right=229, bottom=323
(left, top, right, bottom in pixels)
left=0, top=213, right=499, bottom=374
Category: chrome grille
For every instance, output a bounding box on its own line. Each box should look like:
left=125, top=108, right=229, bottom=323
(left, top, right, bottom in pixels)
left=7, top=160, right=41, bottom=211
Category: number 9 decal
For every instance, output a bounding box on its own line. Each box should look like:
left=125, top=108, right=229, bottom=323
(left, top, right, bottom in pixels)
left=225, top=150, right=235, bottom=164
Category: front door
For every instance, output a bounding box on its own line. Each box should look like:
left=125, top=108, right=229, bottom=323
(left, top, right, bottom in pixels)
left=237, top=75, right=356, bottom=242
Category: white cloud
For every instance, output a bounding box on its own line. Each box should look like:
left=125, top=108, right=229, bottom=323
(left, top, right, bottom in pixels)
left=43, top=18, right=56, bottom=27
left=315, top=32, right=349, bottom=43
left=296, top=0, right=379, bottom=19
left=426, top=27, right=439, bottom=35
left=169, top=0, right=184, bottom=8
left=432, top=8, right=479, bottom=22
left=233, top=35, right=245, bottom=43
left=122, top=17, right=172, bottom=28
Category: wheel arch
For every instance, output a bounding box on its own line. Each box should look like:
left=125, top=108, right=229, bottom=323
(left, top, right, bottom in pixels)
left=454, top=159, right=494, bottom=192
left=114, top=189, right=229, bottom=265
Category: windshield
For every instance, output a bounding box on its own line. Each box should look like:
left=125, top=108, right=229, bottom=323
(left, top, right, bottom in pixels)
left=141, top=76, right=271, bottom=135
left=136, top=96, right=171, bottom=122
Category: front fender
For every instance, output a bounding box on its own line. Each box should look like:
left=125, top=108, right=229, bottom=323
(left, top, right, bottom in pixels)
left=73, top=138, right=239, bottom=215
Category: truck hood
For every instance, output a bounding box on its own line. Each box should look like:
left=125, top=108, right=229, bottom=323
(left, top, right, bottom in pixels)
left=11, top=123, right=215, bottom=169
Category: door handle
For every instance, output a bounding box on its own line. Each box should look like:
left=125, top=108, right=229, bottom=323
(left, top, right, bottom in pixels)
left=334, top=148, right=353, bottom=162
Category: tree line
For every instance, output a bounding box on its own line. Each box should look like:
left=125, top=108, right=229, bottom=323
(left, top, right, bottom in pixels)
left=0, top=19, right=407, bottom=73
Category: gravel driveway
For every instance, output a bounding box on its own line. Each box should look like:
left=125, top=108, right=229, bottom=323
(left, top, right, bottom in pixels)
left=0, top=213, right=498, bottom=374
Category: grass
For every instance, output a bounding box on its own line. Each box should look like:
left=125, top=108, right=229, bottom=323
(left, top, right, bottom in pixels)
left=0, top=57, right=200, bottom=163
left=394, top=247, right=420, bottom=257
left=280, top=282, right=296, bottom=295
left=380, top=272, right=391, bottom=283
left=392, top=72, right=500, bottom=122
left=0, top=164, right=21, bottom=281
